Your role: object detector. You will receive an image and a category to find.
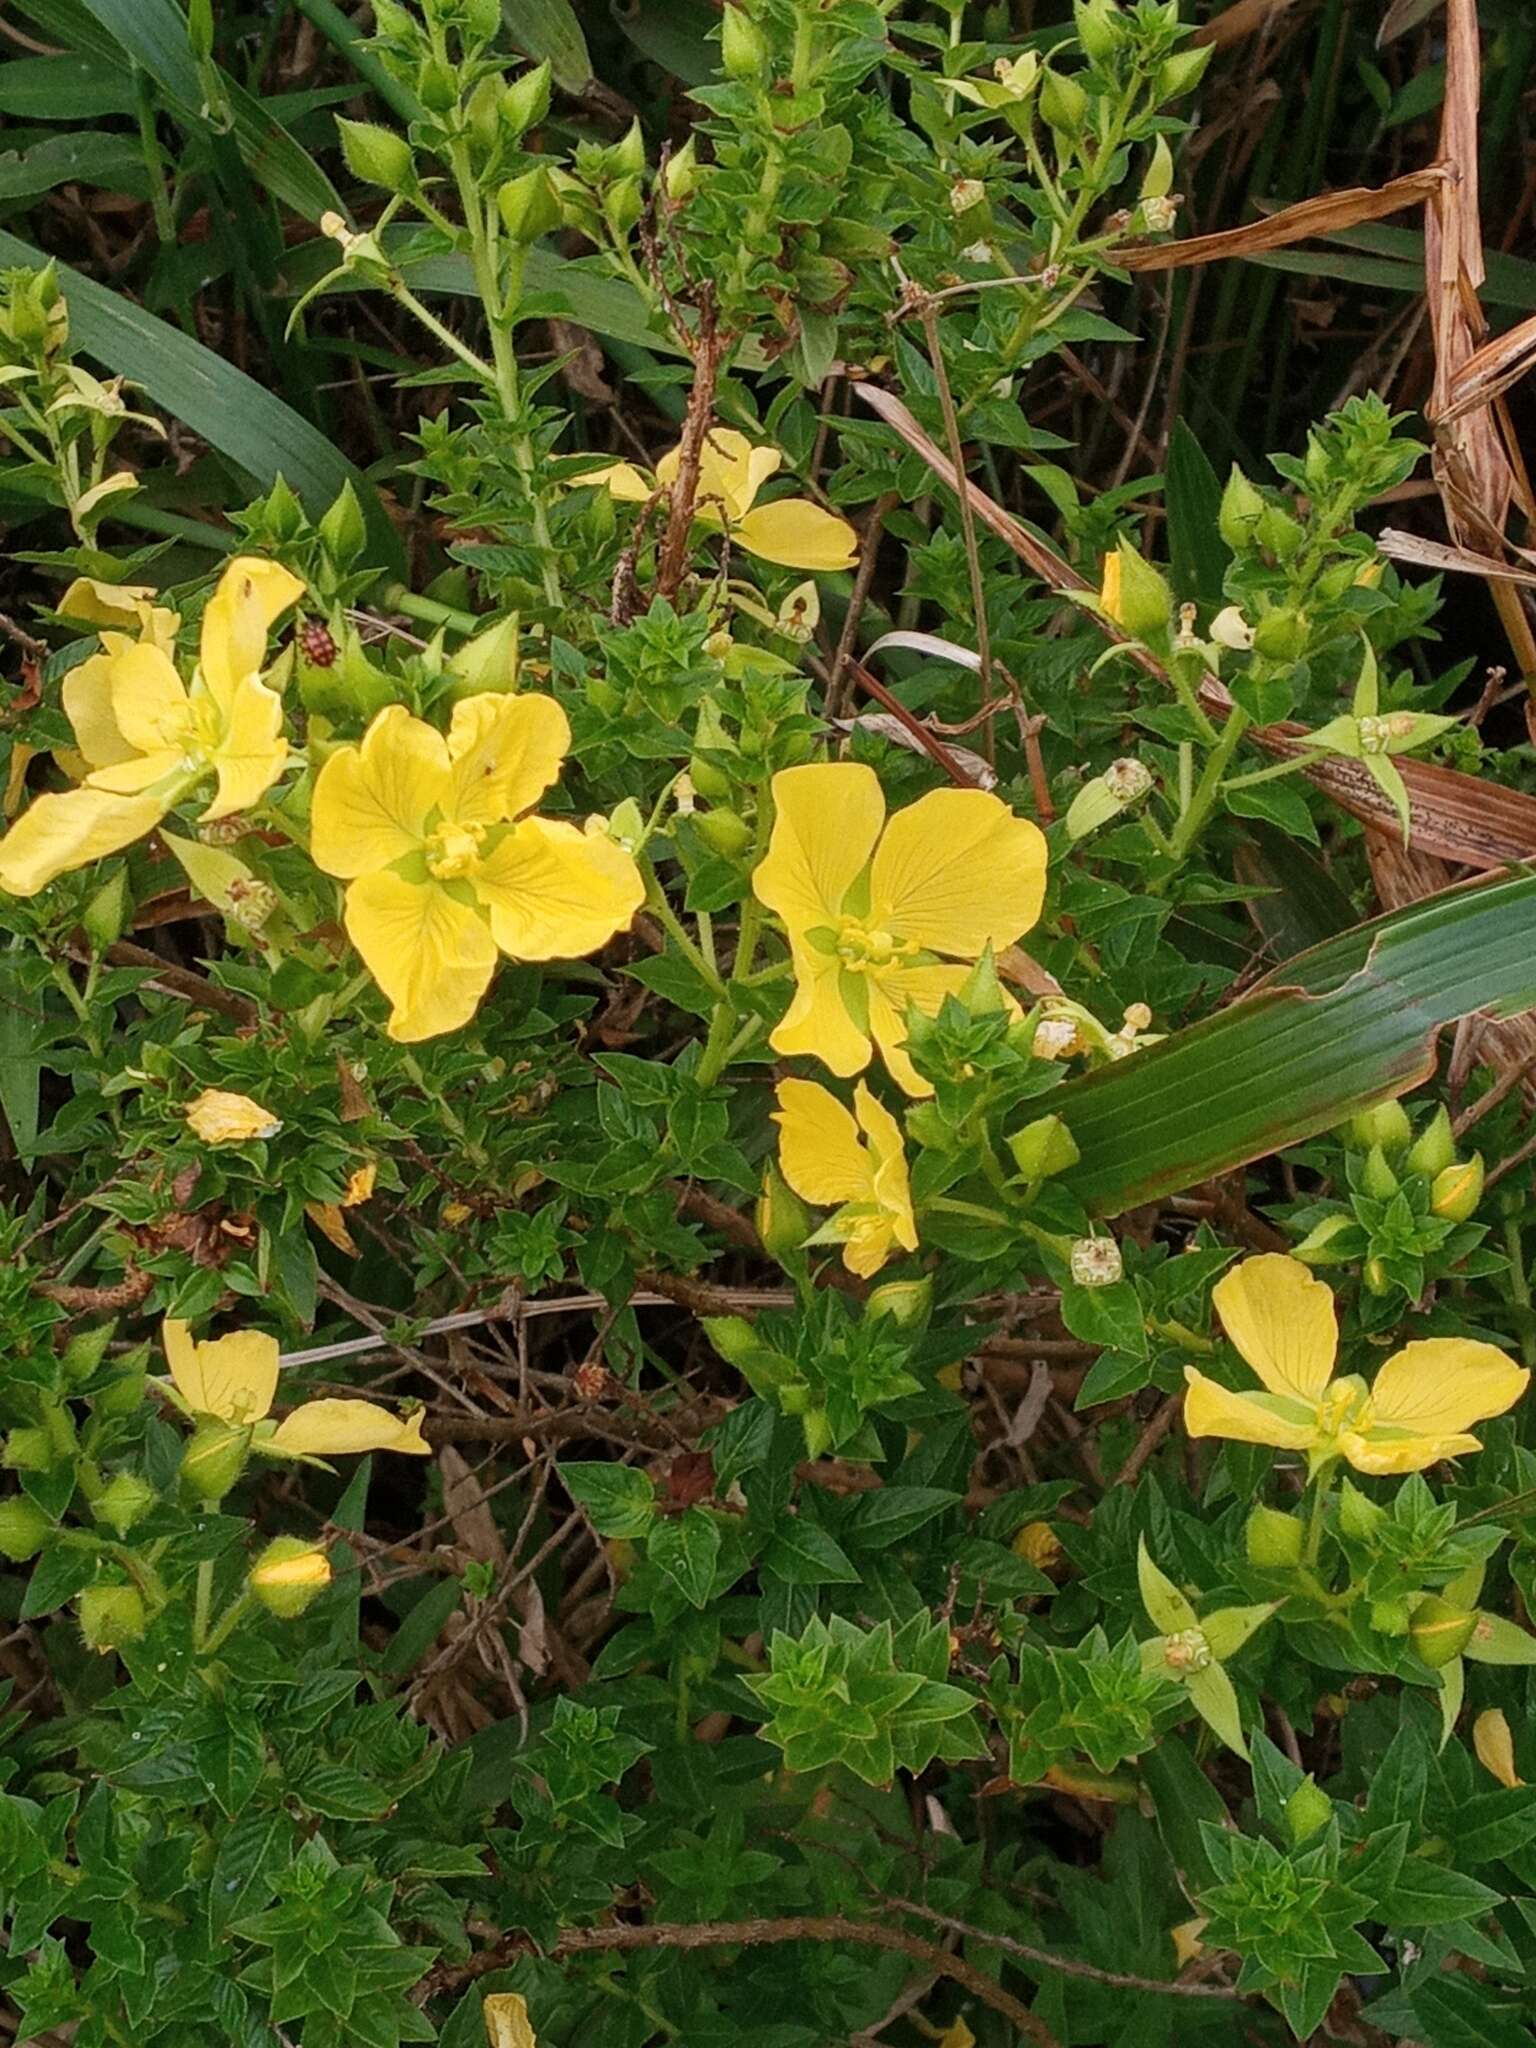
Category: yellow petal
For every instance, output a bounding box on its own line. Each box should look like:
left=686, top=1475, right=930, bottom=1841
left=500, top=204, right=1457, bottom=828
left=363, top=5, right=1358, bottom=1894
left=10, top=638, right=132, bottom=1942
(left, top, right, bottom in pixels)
left=855, top=1080, right=917, bottom=1252
left=769, top=942, right=871, bottom=1077
left=185, top=1088, right=282, bottom=1143
left=937, top=2022, right=975, bottom=2048
left=774, top=1078, right=872, bottom=1207
left=1182, top=1367, right=1320, bottom=1450
left=108, top=641, right=192, bottom=758
left=865, top=959, right=973, bottom=1097
left=58, top=577, right=177, bottom=645
left=473, top=816, right=644, bottom=959
left=1211, top=1254, right=1338, bottom=1402
left=85, top=749, right=184, bottom=796
left=1369, top=1338, right=1529, bottom=1437
left=733, top=498, right=860, bottom=572
left=589, top=460, right=653, bottom=503
left=1100, top=550, right=1122, bottom=623
left=482, top=1992, right=538, bottom=2048
left=270, top=1398, right=430, bottom=1456
left=658, top=429, right=781, bottom=523
left=4, top=742, right=36, bottom=818
left=310, top=704, right=447, bottom=879
left=164, top=1319, right=278, bottom=1424
left=446, top=691, right=570, bottom=826
left=1474, top=1708, right=1522, bottom=1788
left=344, top=871, right=498, bottom=1040
left=62, top=643, right=140, bottom=769
left=1340, top=1428, right=1483, bottom=1476
left=753, top=762, right=885, bottom=939
left=839, top=1213, right=899, bottom=1278
left=343, top=1161, right=377, bottom=1206
left=869, top=789, right=1047, bottom=957
left=201, top=676, right=288, bottom=821
left=197, top=556, right=303, bottom=710
left=305, top=1201, right=359, bottom=1255
left=0, top=785, right=167, bottom=896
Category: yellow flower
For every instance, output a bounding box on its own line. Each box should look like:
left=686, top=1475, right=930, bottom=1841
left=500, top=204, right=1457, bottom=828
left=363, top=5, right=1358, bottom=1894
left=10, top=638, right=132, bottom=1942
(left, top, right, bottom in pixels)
left=752, top=763, right=1048, bottom=1095
left=0, top=557, right=302, bottom=897
left=185, top=1088, right=282, bottom=1145
left=162, top=1319, right=430, bottom=1458
left=1183, top=1254, right=1528, bottom=1475
left=1474, top=1708, right=1522, bottom=1788
left=594, top=426, right=858, bottom=572
left=305, top=1160, right=377, bottom=1255
left=772, top=1077, right=917, bottom=1277
left=482, top=1993, right=538, bottom=2048
left=309, top=693, right=644, bottom=1042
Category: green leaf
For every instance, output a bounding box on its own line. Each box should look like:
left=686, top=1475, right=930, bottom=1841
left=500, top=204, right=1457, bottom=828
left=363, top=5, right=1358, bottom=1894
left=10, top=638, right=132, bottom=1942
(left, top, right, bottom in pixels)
left=1137, top=1539, right=1198, bottom=1635
left=0, top=948, right=41, bottom=1157
left=1141, top=1734, right=1229, bottom=1891
left=501, top=0, right=592, bottom=92
left=845, top=1487, right=960, bottom=1549
left=1165, top=418, right=1226, bottom=606
left=1406, top=1976, right=1536, bottom=2048
left=1053, top=871, right=1536, bottom=1215
left=0, top=228, right=404, bottom=575
left=560, top=1462, right=656, bottom=1539
left=1464, top=1611, right=1536, bottom=1664
left=1183, top=1662, right=1248, bottom=1760
left=648, top=1507, right=722, bottom=1608
left=1376, top=1855, right=1503, bottom=1928
left=0, top=133, right=147, bottom=201
left=763, top=1519, right=861, bottom=1585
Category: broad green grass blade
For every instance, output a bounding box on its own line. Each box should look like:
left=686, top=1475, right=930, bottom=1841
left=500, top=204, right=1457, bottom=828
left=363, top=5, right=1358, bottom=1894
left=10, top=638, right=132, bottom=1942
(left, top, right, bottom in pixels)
left=1053, top=869, right=1536, bottom=1216
left=0, top=228, right=404, bottom=575
left=1165, top=420, right=1226, bottom=607
left=501, top=0, right=593, bottom=91
left=0, top=52, right=137, bottom=118
left=0, top=133, right=147, bottom=201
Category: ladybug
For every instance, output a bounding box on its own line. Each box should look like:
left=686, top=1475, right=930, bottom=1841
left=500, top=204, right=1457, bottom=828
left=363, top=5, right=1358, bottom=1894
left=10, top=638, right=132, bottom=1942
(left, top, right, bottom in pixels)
left=297, top=618, right=338, bottom=667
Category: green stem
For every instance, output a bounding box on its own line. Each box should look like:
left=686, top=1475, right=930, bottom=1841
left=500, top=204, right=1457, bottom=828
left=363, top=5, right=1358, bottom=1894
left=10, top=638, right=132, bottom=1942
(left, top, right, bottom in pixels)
left=293, top=0, right=422, bottom=121
left=1302, top=1471, right=1333, bottom=1567
left=133, top=70, right=177, bottom=242
left=379, top=582, right=479, bottom=635
left=643, top=872, right=727, bottom=997
left=390, top=280, right=497, bottom=386
left=193, top=1558, right=215, bottom=1649
left=198, top=1590, right=254, bottom=1661
left=1165, top=705, right=1251, bottom=869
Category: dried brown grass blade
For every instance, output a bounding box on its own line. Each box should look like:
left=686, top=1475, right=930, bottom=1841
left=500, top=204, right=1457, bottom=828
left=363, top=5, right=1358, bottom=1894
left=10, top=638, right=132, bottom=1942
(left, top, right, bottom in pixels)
left=1115, top=167, right=1446, bottom=273
left=1444, top=308, right=1536, bottom=425
left=1377, top=528, right=1536, bottom=585
left=1194, top=0, right=1303, bottom=49
left=1379, top=0, right=1444, bottom=44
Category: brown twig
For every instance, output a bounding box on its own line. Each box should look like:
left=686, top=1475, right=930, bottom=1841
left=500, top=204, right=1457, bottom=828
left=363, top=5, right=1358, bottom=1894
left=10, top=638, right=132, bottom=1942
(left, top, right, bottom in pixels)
left=655, top=296, right=724, bottom=602
left=826, top=490, right=898, bottom=721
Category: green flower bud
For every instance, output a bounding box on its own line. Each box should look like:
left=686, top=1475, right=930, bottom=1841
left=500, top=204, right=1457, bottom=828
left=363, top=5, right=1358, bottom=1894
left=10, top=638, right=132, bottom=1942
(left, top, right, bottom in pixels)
left=866, top=1276, right=933, bottom=1330
left=501, top=61, right=552, bottom=140
left=336, top=118, right=415, bottom=194
left=1007, top=1114, right=1081, bottom=1181
left=688, top=753, right=733, bottom=801
left=0, top=1497, right=52, bottom=1561
left=602, top=174, right=645, bottom=235
left=1292, top=1213, right=1354, bottom=1266
left=1073, top=0, right=1122, bottom=64
left=1361, top=1143, right=1399, bottom=1201
left=1337, top=1480, right=1384, bottom=1542
left=3, top=1428, right=54, bottom=1473
left=664, top=136, right=699, bottom=201
left=702, top=1316, right=761, bottom=1369
left=695, top=807, right=754, bottom=858
left=1370, top=1595, right=1411, bottom=1636
left=446, top=612, right=519, bottom=696
left=1218, top=467, right=1265, bottom=551
left=1410, top=1595, right=1477, bottom=1669
left=1102, top=539, right=1172, bottom=643
left=1245, top=1505, right=1303, bottom=1568
left=801, top=1405, right=835, bottom=1459
left=1284, top=1777, right=1332, bottom=1845
left=1257, top=503, right=1304, bottom=562
left=1363, top=1254, right=1391, bottom=1296
left=1155, top=43, right=1213, bottom=101
left=1432, top=1155, right=1484, bottom=1222
left=59, top=1321, right=115, bottom=1385
left=464, top=0, right=500, bottom=39
left=1347, top=1097, right=1412, bottom=1154
left=755, top=1164, right=811, bottom=1261
left=1252, top=607, right=1309, bottom=661
left=249, top=1536, right=333, bottom=1618
left=1405, top=1105, right=1456, bottom=1178
left=720, top=4, right=769, bottom=80
left=179, top=1420, right=249, bottom=1504
left=95, top=1365, right=146, bottom=1419
left=82, top=868, right=131, bottom=949
left=609, top=118, right=646, bottom=179
left=417, top=54, right=460, bottom=113
left=78, top=1583, right=147, bottom=1653
left=92, top=1473, right=157, bottom=1539
left=1039, top=66, right=1089, bottom=135
left=497, top=167, right=563, bottom=243
left=319, top=480, right=367, bottom=566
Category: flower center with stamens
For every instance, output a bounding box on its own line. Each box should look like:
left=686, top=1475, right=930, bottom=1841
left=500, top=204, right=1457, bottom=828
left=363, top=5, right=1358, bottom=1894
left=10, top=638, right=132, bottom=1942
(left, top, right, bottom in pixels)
left=1162, top=1628, right=1210, bottom=1674
left=835, top=918, right=916, bottom=973
left=425, top=821, right=485, bottom=880
left=1316, top=1375, right=1371, bottom=1439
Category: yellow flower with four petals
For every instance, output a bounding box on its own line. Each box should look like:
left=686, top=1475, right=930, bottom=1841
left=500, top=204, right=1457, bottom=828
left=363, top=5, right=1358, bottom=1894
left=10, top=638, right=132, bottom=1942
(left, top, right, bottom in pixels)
left=593, top=426, right=859, bottom=573
left=162, top=1319, right=430, bottom=1459
left=0, top=558, right=302, bottom=897
left=752, top=763, right=1048, bottom=1095
left=773, top=1077, right=917, bottom=1277
left=309, top=692, right=644, bottom=1042
left=1183, top=1253, right=1527, bottom=1475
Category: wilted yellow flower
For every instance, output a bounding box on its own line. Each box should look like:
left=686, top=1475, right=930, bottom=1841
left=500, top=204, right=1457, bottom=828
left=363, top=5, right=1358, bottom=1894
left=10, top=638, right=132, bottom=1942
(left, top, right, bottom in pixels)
left=0, top=557, right=302, bottom=897
left=249, top=1537, right=333, bottom=1616
left=1012, top=1520, right=1062, bottom=1570
left=1474, top=1708, right=1521, bottom=1788
left=593, top=426, right=858, bottom=573
left=306, top=1160, right=377, bottom=1255
left=772, top=1077, right=917, bottom=1277
left=482, top=1992, right=537, bottom=2048
left=309, top=694, right=644, bottom=1042
left=185, top=1088, right=282, bottom=1144
left=162, top=1319, right=430, bottom=1459
left=752, top=763, right=1047, bottom=1095
left=1183, top=1254, right=1528, bottom=1475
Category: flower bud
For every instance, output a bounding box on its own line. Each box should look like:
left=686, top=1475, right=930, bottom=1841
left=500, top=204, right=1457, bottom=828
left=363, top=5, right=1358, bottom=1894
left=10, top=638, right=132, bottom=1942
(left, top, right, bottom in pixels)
left=1284, top=1777, right=1332, bottom=1844
left=1292, top=1213, right=1354, bottom=1266
left=755, top=1164, right=811, bottom=1260
left=1431, top=1155, right=1484, bottom=1222
left=1411, top=1596, right=1477, bottom=1668
left=3, top=1428, right=54, bottom=1473
left=92, top=1473, right=157, bottom=1538
left=1406, top=1105, right=1456, bottom=1178
left=95, top=1365, right=146, bottom=1419
left=603, top=175, right=645, bottom=235
left=1039, top=66, right=1089, bottom=135
left=78, top=1583, right=148, bottom=1653
left=1218, top=468, right=1265, bottom=551
left=501, top=60, right=552, bottom=139
left=82, top=868, right=131, bottom=949
left=446, top=612, right=519, bottom=696
left=1362, top=1254, right=1391, bottom=1296
left=0, top=1497, right=52, bottom=1561
left=866, top=1277, right=933, bottom=1331
left=702, top=1315, right=761, bottom=1369
left=695, top=807, right=753, bottom=858
left=1257, top=503, right=1304, bottom=562
left=1252, top=608, right=1308, bottom=662
left=180, top=1420, right=250, bottom=1504
left=497, top=167, right=563, bottom=243
left=1155, top=44, right=1213, bottom=100
left=417, top=54, right=460, bottom=113
left=1370, top=1595, right=1411, bottom=1636
left=664, top=136, right=699, bottom=201
left=720, top=4, right=769, bottom=80
left=1069, top=1236, right=1122, bottom=1288
left=1100, top=539, right=1171, bottom=642
left=1336, top=1480, right=1384, bottom=1542
left=1360, top=1143, right=1399, bottom=1201
left=1073, top=0, right=1123, bottom=63
left=1007, top=1114, right=1081, bottom=1181
left=250, top=1536, right=333, bottom=1617
left=1245, top=1505, right=1303, bottom=1568
left=1347, top=1097, right=1412, bottom=1155
left=336, top=118, right=415, bottom=194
